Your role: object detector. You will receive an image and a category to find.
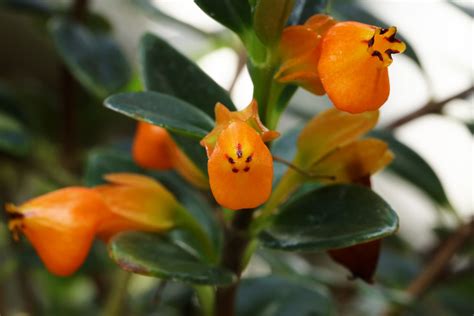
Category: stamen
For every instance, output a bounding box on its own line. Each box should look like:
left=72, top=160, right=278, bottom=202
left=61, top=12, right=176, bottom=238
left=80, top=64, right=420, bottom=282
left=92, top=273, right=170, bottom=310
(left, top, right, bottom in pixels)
left=236, top=143, right=243, bottom=158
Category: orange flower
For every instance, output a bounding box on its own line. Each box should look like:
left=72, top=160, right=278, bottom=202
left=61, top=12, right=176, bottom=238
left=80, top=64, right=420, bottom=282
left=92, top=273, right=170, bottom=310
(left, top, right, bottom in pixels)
left=201, top=101, right=278, bottom=210
left=318, top=23, right=406, bottom=113
left=132, top=122, right=174, bottom=169
left=5, top=188, right=108, bottom=276
left=276, top=14, right=406, bottom=113
left=94, top=173, right=179, bottom=240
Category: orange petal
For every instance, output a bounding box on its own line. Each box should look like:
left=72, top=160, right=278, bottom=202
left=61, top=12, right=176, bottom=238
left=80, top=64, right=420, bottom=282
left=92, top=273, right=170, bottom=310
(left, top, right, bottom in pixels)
left=208, top=121, right=273, bottom=210
left=6, top=188, right=107, bottom=276
left=132, top=122, right=175, bottom=169
left=309, top=138, right=393, bottom=182
left=318, top=22, right=405, bottom=113
left=94, top=173, right=178, bottom=236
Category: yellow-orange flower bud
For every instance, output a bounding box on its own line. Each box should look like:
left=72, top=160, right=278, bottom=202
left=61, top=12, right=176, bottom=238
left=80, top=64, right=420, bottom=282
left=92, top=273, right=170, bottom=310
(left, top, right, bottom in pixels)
left=94, top=173, right=178, bottom=240
left=132, top=122, right=174, bottom=170
left=207, top=121, right=274, bottom=210
left=6, top=188, right=107, bottom=276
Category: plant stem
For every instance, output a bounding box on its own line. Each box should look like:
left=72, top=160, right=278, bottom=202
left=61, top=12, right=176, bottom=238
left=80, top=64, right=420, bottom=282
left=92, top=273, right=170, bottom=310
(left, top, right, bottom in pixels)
left=194, top=286, right=215, bottom=316
left=102, top=269, right=131, bottom=316
left=215, top=210, right=255, bottom=316
left=386, top=86, right=473, bottom=130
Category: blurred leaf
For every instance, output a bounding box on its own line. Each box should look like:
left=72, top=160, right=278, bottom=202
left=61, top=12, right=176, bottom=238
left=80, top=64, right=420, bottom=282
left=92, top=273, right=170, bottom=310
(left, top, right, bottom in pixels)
left=371, top=130, right=454, bottom=210
left=2, top=0, right=52, bottom=15
left=254, top=0, right=295, bottom=45
left=109, top=231, right=235, bottom=285
left=194, top=0, right=251, bottom=34
left=448, top=1, right=474, bottom=17
left=236, top=276, right=334, bottom=316
left=170, top=133, right=208, bottom=179
left=49, top=17, right=131, bottom=98
left=0, top=111, right=31, bottom=156
left=288, top=0, right=330, bottom=25
left=332, top=0, right=422, bottom=69
left=140, top=33, right=235, bottom=117
left=465, top=121, right=474, bottom=134
left=83, top=149, right=221, bottom=251
left=328, top=239, right=381, bottom=283
left=271, top=126, right=301, bottom=186
left=104, top=92, right=214, bottom=139
left=259, top=184, right=398, bottom=251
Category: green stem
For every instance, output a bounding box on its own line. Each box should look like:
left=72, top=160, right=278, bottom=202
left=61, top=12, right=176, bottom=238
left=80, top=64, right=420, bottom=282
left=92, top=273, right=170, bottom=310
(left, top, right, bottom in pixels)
left=102, top=269, right=131, bottom=316
left=194, top=285, right=215, bottom=316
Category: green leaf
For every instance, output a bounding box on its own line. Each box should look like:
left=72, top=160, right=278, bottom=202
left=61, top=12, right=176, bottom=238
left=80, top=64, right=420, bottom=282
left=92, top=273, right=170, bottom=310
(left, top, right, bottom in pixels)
left=0, top=111, right=31, bottom=156
left=49, top=17, right=131, bottom=98
left=332, top=0, right=422, bottom=69
left=254, top=0, right=295, bottom=45
left=271, top=126, right=301, bottom=186
left=288, top=0, right=330, bottom=25
left=109, top=231, right=235, bottom=285
left=236, top=276, right=334, bottom=316
left=140, top=33, right=235, bottom=117
left=370, top=130, right=453, bottom=209
left=83, top=149, right=221, bottom=251
left=259, top=184, right=398, bottom=251
left=104, top=92, right=214, bottom=139
left=194, top=0, right=251, bottom=34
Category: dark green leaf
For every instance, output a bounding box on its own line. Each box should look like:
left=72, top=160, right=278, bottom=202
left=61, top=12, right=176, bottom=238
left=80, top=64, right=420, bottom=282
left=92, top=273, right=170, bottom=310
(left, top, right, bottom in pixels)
left=104, top=92, right=214, bottom=139
left=170, top=133, right=208, bottom=178
left=288, top=0, right=330, bottom=25
left=83, top=149, right=221, bottom=251
left=236, top=276, right=333, bottom=316
left=371, top=130, right=453, bottom=209
left=194, top=0, right=251, bottom=33
left=259, top=184, right=398, bottom=251
left=109, top=231, right=235, bottom=285
left=271, top=126, right=301, bottom=186
left=254, top=0, right=295, bottom=45
left=49, top=17, right=130, bottom=98
left=0, top=111, right=31, bottom=156
left=332, top=0, right=422, bottom=69
left=3, top=0, right=52, bottom=15
left=140, top=33, right=235, bottom=117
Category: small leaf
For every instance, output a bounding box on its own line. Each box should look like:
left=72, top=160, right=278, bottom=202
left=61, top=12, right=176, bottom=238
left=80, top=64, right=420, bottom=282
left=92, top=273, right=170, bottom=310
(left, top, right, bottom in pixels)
left=259, top=184, right=398, bottom=251
left=104, top=92, right=214, bottom=139
left=194, top=0, right=251, bottom=34
left=328, top=239, right=381, bottom=283
left=109, top=231, right=235, bottom=285
left=0, top=111, right=31, bottom=157
left=140, top=33, right=235, bottom=117
left=236, top=276, right=334, bottom=316
left=288, top=0, right=330, bottom=25
left=370, top=130, right=453, bottom=209
left=49, top=17, right=131, bottom=98
left=254, top=0, right=295, bottom=45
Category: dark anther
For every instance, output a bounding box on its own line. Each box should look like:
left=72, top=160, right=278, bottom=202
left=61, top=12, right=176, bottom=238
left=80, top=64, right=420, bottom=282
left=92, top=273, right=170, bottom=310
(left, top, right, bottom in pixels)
left=228, top=157, right=235, bottom=164
left=236, top=143, right=243, bottom=158
left=232, top=168, right=239, bottom=173
left=385, top=49, right=399, bottom=60
left=245, top=155, right=253, bottom=163
left=367, top=36, right=375, bottom=48
left=379, top=28, right=388, bottom=35
left=387, top=32, right=401, bottom=43
left=371, top=51, right=383, bottom=62
left=244, top=167, right=250, bottom=172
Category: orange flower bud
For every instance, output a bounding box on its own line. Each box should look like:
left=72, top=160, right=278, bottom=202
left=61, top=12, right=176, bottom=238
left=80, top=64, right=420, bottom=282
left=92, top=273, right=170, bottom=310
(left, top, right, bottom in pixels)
left=318, top=23, right=406, bottom=113
left=132, top=122, right=174, bottom=169
left=6, top=188, right=107, bottom=276
left=207, top=121, right=274, bottom=210
left=94, top=173, right=178, bottom=240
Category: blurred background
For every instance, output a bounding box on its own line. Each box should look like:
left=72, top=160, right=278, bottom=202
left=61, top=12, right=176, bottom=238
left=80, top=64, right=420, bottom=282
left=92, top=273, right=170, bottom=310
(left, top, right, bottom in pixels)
left=0, top=0, right=472, bottom=315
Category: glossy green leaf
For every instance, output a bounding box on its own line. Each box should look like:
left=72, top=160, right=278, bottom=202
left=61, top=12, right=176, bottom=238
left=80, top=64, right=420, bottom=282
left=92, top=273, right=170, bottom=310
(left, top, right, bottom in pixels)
left=259, top=184, right=398, bottom=251
left=332, top=0, right=422, bottom=69
left=140, top=33, right=235, bottom=117
left=49, top=18, right=130, bottom=98
left=83, top=149, right=221, bottom=251
left=287, top=0, right=330, bottom=25
left=254, top=0, right=295, bottom=45
left=0, top=111, right=31, bottom=156
left=104, top=92, right=214, bottom=139
left=236, top=276, right=333, bottom=316
left=109, top=232, right=235, bottom=285
left=194, top=0, right=251, bottom=34
left=370, top=130, right=453, bottom=209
